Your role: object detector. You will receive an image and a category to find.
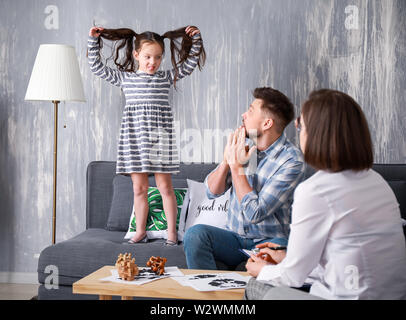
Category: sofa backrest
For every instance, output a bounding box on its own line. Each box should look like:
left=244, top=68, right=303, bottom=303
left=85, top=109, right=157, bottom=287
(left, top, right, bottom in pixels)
left=86, top=161, right=406, bottom=230
left=372, top=164, right=406, bottom=221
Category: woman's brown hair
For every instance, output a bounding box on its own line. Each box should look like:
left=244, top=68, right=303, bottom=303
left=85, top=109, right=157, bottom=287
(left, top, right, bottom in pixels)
left=301, top=89, right=373, bottom=172
left=93, top=26, right=206, bottom=87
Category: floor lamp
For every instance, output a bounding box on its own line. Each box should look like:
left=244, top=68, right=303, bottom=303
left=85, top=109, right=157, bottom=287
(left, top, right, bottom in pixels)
left=25, top=44, right=86, bottom=244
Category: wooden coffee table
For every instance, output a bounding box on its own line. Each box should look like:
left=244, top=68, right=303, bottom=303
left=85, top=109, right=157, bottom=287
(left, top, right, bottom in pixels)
left=73, top=266, right=249, bottom=300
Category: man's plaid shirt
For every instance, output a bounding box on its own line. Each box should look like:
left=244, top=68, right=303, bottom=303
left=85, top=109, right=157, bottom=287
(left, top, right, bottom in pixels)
left=205, top=133, right=305, bottom=241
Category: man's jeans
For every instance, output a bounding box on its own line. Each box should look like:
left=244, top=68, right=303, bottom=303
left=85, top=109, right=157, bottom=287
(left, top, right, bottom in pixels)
left=183, top=224, right=288, bottom=270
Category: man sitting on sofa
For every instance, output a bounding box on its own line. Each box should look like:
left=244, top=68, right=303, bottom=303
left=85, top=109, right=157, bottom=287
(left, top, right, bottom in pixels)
left=183, top=87, right=305, bottom=270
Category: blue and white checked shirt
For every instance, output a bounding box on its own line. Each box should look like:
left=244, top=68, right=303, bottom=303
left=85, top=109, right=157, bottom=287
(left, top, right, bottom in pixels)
left=204, top=133, right=305, bottom=241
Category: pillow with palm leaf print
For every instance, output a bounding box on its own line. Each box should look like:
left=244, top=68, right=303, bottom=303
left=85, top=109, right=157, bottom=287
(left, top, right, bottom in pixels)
left=124, top=187, right=188, bottom=240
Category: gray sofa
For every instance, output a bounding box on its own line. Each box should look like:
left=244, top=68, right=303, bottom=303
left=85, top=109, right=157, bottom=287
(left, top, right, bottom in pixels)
left=37, top=161, right=406, bottom=300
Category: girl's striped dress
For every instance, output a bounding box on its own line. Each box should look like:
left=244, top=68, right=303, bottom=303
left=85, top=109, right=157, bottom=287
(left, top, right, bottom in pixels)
left=87, top=34, right=202, bottom=174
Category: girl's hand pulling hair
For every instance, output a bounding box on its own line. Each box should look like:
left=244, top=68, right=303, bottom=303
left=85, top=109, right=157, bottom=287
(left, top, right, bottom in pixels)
left=185, top=26, right=200, bottom=37
left=89, top=27, right=104, bottom=37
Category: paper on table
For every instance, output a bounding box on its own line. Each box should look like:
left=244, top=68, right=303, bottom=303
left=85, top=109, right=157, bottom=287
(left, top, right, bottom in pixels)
left=171, top=273, right=251, bottom=291
left=100, top=267, right=184, bottom=285
left=240, top=248, right=258, bottom=258
left=170, top=275, right=192, bottom=287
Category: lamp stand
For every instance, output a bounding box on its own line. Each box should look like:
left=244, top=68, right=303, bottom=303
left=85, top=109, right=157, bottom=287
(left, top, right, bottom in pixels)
left=52, top=100, right=59, bottom=244
left=25, top=45, right=86, bottom=245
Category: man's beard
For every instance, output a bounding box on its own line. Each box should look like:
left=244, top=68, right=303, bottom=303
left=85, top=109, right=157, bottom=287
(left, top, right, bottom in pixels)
left=245, top=129, right=261, bottom=146
left=246, top=128, right=261, bottom=139
left=242, top=121, right=261, bottom=141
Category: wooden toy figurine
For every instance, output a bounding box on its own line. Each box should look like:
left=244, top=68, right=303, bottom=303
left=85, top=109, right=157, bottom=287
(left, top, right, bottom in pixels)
left=146, top=256, right=167, bottom=275
left=115, top=253, right=139, bottom=281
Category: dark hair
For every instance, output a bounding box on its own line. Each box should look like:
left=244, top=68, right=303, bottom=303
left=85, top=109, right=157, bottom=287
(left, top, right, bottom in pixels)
left=301, top=89, right=373, bottom=172
left=253, top=87, right=295, bottom=133
left=94, top=26, right=206, bottom=88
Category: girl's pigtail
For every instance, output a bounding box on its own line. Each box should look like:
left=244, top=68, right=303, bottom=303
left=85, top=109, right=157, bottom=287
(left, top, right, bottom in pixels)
left=162, top=26, right=206, bottom=87
left=98, top=28, right=138, bottom=72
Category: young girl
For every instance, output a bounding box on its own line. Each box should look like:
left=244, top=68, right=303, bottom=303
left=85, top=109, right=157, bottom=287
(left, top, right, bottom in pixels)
left=87, top=25, right=205, bottom=245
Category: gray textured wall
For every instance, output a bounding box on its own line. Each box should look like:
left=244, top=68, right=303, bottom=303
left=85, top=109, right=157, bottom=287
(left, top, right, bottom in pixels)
left=0, top=0, right=405, bottom=274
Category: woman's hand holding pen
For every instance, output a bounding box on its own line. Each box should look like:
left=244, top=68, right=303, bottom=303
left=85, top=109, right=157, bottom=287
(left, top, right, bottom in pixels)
left=245, top=254, right=269, bottom=277
left=245, top=242, right=287, bottom=277
left=256, top=242, right=287, bottom=264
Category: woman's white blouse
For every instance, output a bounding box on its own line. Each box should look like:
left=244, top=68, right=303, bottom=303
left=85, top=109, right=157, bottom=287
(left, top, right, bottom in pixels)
left=257, top=169, right=406, bottom=300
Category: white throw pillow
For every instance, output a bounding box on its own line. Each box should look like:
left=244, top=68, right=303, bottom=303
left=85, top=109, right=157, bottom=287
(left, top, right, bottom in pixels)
left=182, top=179, right=230, bottom=235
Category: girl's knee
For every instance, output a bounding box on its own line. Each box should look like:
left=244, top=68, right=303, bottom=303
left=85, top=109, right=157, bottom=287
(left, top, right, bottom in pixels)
left=131, top=173, right=149, bottom=197
left=156, top=183, right=174, bottom=197
left=155, top=173, right=174, bottom=197
left=133, top=184, right=148, bottom=197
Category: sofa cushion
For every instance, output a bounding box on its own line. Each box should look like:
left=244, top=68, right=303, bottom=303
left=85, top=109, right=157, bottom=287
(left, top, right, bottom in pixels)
left=105, top=175, right=133, bottom=231
left=86, top=161, right=117, bottom=229
left=37, top=228, right=188, bottom=286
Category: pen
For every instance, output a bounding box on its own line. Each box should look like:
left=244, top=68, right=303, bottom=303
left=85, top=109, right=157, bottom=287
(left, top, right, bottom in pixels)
left=269, top=246, right=287, bottom=251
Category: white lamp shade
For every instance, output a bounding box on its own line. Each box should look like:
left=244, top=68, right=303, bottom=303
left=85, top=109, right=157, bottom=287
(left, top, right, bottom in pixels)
left=25, top=44, right=86, bottom=102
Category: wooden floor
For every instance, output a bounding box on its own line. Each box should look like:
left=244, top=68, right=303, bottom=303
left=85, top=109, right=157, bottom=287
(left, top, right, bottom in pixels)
left=0, top=283, right=39, bottom=300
